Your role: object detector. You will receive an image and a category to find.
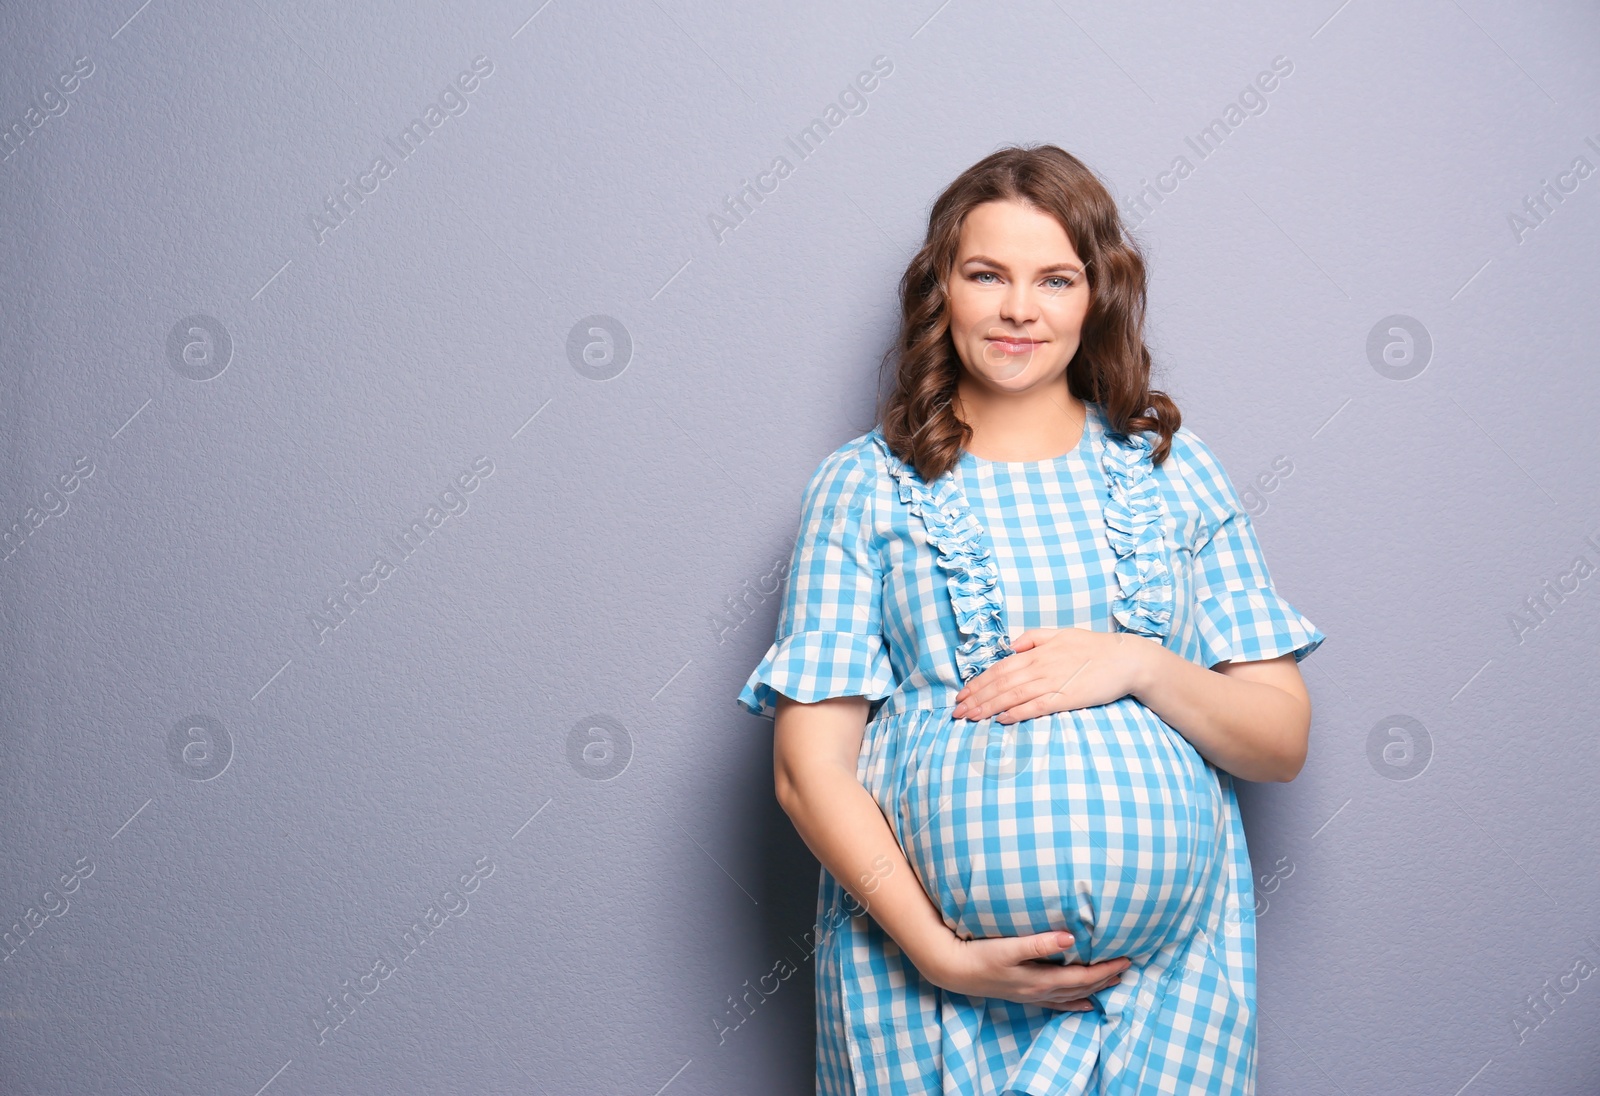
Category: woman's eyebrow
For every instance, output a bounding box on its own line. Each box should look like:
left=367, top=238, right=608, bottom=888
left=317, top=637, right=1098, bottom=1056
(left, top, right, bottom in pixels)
left=961, top=254, right=1085, bottom=275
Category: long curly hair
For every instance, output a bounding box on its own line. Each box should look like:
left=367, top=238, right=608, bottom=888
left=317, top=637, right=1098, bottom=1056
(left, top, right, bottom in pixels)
left=876, top=144, right=1180, bottom=482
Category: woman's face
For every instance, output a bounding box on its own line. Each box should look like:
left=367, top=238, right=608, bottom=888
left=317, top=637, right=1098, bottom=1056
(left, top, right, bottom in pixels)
left=944, top=198, right=1091, bottom=390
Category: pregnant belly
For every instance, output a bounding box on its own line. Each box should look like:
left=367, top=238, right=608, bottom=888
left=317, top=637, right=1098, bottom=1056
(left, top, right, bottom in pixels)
left=864, top=699, right=1229, bottom=965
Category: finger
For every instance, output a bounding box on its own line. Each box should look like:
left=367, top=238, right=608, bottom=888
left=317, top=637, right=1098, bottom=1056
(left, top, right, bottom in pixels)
left=964, top=674, right=1043, bottom=721
left=1067, top=972, right=1121, bottom=993
left=953, top=678, right=991, bottom=713
left=1045, top=961, right=1127, bottom=990
left=1018, top=930, right=1076, bottom=962
left=958, top=693, right=1011, bottom=721
left=995, top=700, right=1043, bottom=724
left=1037, top=968, right=1108, bottom=993
left=1091, top=970, right=1131, bottom=993
left=1052, top=977, right=1119, bottom=1009
left=957, top=669, right=1017, bottom=711
left=996, top=677, right=1052, bottom=714
left=996, top=685, right=1059, bottom=723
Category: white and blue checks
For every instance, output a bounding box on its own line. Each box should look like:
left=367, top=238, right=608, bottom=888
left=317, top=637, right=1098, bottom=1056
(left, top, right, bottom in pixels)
left=737, top=399, right=1325, bottom=1095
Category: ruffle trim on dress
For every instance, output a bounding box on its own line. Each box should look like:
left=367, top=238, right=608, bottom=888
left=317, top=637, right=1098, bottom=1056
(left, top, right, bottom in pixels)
left=1100, top=424, right=1175, bottom=639
left=870, top=409, right=1177, bottom=676
left=871, top=432, right=1014, bottom=683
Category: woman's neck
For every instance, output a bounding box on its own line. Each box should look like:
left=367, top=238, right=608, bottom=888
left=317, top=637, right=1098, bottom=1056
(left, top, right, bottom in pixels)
left=954, top=378, right=1087, bottom=463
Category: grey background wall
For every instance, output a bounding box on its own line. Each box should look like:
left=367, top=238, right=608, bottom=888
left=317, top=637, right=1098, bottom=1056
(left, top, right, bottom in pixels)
left=2, top=1, right=1597, bottom=1093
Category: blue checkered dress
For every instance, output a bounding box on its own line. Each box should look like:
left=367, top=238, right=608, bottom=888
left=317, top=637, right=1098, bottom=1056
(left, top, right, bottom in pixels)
left=737, top=400, right=1325, bottom=1095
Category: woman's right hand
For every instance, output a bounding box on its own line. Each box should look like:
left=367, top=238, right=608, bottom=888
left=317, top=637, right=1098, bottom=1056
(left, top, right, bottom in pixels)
left=769, top=695, right=1132, bottom=1013
left=918, top=929, right=1132, bottom=1011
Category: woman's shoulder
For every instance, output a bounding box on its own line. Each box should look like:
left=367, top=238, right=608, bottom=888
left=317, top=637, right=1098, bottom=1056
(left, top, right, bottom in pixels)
left=1164, top=422, right=1223, bottom=472
left=1161, top=421, right=1245, bottom=517
left=797, top=429, right=888, bottom=513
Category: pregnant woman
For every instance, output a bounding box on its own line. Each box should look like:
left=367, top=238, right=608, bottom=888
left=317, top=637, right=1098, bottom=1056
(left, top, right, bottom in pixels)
left=736, top=145, right=1325, bottom=1094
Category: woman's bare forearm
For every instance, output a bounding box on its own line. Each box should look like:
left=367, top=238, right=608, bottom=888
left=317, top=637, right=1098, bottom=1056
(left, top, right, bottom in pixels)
left=1129, top=643, right=1312, bottom=782
left=772, top=696, right=956, bottom=975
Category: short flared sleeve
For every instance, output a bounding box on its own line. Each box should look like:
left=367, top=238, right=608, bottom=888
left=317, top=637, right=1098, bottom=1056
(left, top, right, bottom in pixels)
left=1178, top=429, right=1327, bottom=669
left=736, top=444, right=894, bottom=720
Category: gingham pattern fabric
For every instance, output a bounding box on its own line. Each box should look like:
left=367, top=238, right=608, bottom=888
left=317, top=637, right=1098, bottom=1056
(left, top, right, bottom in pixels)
left=737, top=400, right=1325, bottom=1095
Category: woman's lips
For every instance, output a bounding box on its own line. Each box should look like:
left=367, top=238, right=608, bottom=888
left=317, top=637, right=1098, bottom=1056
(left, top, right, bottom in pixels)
left=987, top=337, right=1042, bottom=354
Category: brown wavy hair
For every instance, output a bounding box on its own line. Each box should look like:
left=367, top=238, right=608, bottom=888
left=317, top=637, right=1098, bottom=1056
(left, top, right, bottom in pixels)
left=876, top=144, right=1180, bottom=481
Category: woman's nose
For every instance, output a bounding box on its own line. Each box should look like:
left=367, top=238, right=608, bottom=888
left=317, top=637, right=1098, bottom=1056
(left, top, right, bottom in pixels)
left=998, top=288, right=1038, bottom=324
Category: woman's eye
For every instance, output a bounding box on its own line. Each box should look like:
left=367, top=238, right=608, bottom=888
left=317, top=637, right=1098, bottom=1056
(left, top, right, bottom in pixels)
left=1044, top=276, right=1074, bottom=290
left=972, top=271, right=999, bottom=284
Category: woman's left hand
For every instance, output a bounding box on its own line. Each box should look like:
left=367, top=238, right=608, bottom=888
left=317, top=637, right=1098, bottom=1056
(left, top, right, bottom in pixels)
left=951, top=627, right=1158, bottom=723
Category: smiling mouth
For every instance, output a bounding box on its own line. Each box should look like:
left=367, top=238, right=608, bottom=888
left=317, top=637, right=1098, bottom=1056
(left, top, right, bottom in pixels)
left=986, top=336, right=1043, bottom=353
